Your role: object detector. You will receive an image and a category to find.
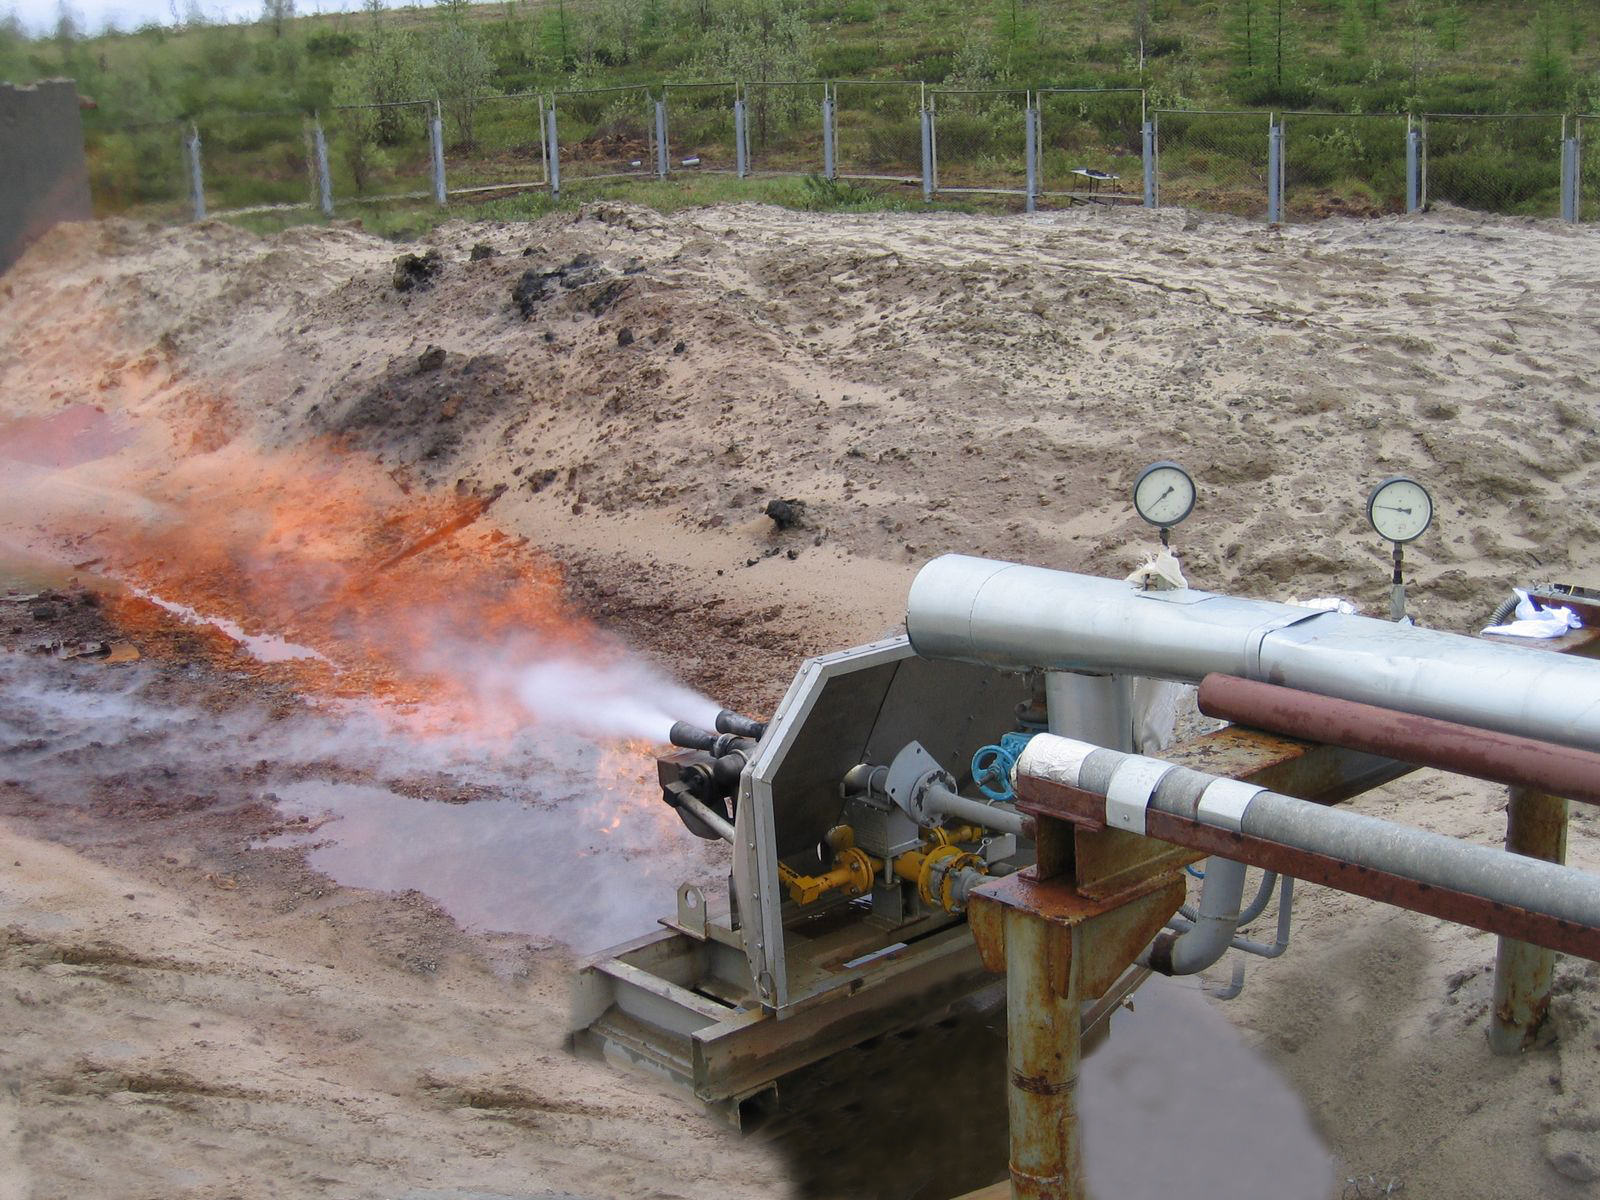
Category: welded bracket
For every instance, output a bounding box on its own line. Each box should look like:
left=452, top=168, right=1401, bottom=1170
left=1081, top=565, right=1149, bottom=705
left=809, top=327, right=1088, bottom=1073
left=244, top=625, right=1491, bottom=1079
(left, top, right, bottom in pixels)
left=967, top=868, right=1185, bottom=999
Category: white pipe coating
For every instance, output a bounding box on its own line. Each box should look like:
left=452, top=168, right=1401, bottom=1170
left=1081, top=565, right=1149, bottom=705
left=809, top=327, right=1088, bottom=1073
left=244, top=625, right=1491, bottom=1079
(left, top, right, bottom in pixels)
left=906, top=555, right=1600, bottom=753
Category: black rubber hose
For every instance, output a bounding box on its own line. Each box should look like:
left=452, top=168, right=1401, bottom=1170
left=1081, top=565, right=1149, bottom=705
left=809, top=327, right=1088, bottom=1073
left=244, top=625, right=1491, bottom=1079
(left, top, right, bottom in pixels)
left=669, top=721, right=718, bottom=753
left=715, top=709, right=767, bottom=739
left=1488, top=592, right=1520, bottom=627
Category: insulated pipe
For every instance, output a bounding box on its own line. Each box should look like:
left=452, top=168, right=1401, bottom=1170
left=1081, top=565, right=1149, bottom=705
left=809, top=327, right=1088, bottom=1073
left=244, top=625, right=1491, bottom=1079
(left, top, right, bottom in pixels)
left=1197, top=673, right=1600, bottom=807
left=1014, top=734, right=1600, bottom=932
left=906, top=555, right=1600, bottom=753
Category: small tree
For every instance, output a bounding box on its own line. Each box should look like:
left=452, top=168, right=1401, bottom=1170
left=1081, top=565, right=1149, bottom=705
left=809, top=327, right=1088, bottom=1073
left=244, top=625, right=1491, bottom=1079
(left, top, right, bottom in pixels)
left=1522, top=3, right=1572, bottom=108
left=1338, top=0, right=1365, bottom=59
left=424, top=0, right=497, bottom=148
left=261, top=0, right=295, bottom=39
left=1434, top=3, right=1464, bottom=53
left=697, top=0, right=815, bottom=145
left=1228, top=0, right=1265, bottom=78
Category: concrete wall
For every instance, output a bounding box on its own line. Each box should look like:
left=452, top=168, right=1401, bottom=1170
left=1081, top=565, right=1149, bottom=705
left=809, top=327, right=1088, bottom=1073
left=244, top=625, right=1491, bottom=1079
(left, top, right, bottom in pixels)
left=1, top=79, right=93, bottom=274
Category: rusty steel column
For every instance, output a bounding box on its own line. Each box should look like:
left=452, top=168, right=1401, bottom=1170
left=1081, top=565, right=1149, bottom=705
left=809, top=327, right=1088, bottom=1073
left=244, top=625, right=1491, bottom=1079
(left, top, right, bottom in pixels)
left=1005, top=906, right=1085, bottom=1200
left=1489, top=787, right=1569, bottom=1054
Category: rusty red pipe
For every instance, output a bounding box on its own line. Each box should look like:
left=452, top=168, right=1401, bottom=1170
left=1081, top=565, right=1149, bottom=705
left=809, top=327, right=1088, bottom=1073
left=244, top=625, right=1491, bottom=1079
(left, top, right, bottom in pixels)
left=1198, top=674, right=1600, bottom=808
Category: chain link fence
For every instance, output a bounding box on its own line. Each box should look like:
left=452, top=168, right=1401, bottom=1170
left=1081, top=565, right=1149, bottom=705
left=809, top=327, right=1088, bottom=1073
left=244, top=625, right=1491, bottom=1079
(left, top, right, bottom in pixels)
left=81, top=115, right=190, bottom=220
left=1280, top=111, right=1407, bottom=221
left=660, top=83, right=738, bottom=174
left=1581, top=116, right=1600, bottom=223
left=1152, top=109, right=1273, bottom=219
left=552, top=85, right=655, bottom=183
left=442, top=92, right=547, bottom=197
left=743, top=81, right=826, bottom=176
left=326, top=100, right=435, bottom=203
left=81, top=83, right=1600, bottom=226
left=833, top=80, right=924, bottom=184
left=1421, top=114, right=1565, bottom=217
left=1036, top=88, right=1143, bottom=207
left=195, top=110, right=316, bottom=214
left=931, top=89, right=1028, bottom=194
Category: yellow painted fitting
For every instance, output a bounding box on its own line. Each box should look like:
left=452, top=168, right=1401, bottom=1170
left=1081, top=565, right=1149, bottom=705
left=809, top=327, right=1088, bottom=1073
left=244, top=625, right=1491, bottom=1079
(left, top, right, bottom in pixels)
left=925, top=824, right=985, bottom=848
left=779, top=846, right=878, bottom=907
left=893, top=844, right=986, bottom=914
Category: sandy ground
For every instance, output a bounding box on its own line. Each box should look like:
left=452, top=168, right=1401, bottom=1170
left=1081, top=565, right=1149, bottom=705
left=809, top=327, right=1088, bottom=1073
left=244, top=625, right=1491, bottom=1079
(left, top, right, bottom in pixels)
left=2, top=199, right=1600, bottom=1199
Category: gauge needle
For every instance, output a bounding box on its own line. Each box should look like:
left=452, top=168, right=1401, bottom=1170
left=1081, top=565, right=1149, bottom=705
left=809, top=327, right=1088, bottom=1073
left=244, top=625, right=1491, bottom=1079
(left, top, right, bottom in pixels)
left=1379, top=505, right=1412, bottom=514
left=1156, top=485, right=1174, bottom=504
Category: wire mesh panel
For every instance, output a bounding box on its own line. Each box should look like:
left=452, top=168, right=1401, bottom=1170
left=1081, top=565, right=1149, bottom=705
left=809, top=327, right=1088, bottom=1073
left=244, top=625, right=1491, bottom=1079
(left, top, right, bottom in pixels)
left=1422, top=114, right=1564, bottom=217
left=326, top=101, right=434, bottom=203
left=1279, top=112, right=1407, bottom=221
left=553, top=85, right=656, bottom=183
left=197, top=111, right=315, bottom=214
left=662, top=83, right=738, bottom=173
left=1581, top=116, right=1600, bottom=222
left=743, top=82, right=826, bottom=175
left=1036, top=89, right=1143, bottom=207
left=443, top=92, right=546, bottom=196
left=931, top=89, right=1028, bottom=194
left=1152, top=109, right=1272, bottom=218
left=833, top=80, right=924, bottom=183
left=81, top=117, right=190, bottom=219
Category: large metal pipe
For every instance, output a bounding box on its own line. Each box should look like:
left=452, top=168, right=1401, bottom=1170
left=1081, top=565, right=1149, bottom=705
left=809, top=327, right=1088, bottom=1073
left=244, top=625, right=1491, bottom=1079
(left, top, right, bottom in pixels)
left=1198, top=673, right=1600, bottom=807
left=923, top=781, right=1026, bottom=836
left=907, top=555, right=1600, bottom=753
left=1014, top=734, right=1600, bottom=933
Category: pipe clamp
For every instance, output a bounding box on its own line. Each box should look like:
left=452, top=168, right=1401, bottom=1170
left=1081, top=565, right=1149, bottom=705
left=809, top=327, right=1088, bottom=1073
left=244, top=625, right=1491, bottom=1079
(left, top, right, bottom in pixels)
left=1104, top=757, right=1176, bottom=836
left=1196, top=778, right=1264, bottom=832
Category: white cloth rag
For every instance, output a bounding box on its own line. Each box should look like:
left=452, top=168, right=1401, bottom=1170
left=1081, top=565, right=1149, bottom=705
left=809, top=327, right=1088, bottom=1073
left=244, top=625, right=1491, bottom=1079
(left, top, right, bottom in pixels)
left=1481, top=589, right=1582, bottom=639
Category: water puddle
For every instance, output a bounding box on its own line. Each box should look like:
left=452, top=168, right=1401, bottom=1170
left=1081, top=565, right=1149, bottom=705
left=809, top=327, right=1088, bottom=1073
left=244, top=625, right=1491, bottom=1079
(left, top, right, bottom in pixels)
left=132, top=589, right=329, bottom=664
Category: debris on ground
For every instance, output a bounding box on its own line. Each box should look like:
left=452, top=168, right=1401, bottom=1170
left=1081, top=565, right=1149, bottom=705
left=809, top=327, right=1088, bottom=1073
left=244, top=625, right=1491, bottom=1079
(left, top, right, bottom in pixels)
left=764, top=498, right=806, bottom=531
left=392, top=249, right=443, bottom=293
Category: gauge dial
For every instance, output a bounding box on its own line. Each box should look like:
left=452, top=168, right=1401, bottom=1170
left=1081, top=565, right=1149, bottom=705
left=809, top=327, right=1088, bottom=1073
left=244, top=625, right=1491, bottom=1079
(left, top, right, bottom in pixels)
left=1133, top=461, right=1196, bottom=529
left=1367, top=476, right=1433, bottom=543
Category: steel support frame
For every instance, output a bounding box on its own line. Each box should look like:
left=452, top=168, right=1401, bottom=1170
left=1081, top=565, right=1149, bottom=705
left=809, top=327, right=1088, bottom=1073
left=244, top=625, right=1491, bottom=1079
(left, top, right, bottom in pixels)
left=1489, top=787, right=1569, bottom=1052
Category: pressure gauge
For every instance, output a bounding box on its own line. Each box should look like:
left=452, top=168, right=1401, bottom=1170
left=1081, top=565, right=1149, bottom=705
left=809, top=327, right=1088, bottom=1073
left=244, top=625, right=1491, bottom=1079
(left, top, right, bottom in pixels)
left=1133, top=461, right=1196, bottom=529
left=1367, top=476, right=1433, bottom=543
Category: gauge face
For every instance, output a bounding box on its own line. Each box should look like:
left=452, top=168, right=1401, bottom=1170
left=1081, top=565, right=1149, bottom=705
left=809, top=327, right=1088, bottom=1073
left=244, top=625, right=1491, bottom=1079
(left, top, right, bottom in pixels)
left=1133, top=461, right=1196, bottom=528
left=1367, top=476, right=1433, bottom=543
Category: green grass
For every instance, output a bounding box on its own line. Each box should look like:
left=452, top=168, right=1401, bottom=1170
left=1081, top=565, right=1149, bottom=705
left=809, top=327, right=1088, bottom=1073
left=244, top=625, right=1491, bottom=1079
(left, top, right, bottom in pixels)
left=6, top=0, right=1597, bottom=223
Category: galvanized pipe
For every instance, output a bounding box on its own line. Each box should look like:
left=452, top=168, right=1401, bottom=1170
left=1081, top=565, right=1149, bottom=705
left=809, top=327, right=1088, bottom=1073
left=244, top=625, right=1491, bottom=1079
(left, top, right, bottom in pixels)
left=676, top=791, right=735, bottom=843
left=1197, top=673, right=1600, bottom=807
left=906, top=555, right=1600, bottom=753
left=1014, top=734, right=1600, bottom=933
left=923, top=782, right=1026, bottom=836
left=1145, top=855, right=1248, bottom=975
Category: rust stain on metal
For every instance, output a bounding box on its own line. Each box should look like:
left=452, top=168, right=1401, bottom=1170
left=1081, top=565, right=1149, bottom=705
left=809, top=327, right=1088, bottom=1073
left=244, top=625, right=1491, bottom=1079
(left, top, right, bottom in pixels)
left=1199, top=673, right=1600, bottom=807
left=1010, top=1070, right=1077, bottom=1096
left=1016, top=773, right=1600, bottom=961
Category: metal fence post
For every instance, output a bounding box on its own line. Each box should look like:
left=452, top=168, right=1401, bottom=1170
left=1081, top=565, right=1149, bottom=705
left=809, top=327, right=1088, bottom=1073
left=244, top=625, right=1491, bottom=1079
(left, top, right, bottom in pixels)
left=655, top=98, right=669, bottom=180
left=734, top=97, right=747, bottom=178
left=920, top=106, right=934, bottom=202
left=822, top=89, right=836, bottom=180
left=313, top=119, right=333, bottom=217
left=1267, top=120, right=1283, bottom=223
left=1142, top=119, right=1156, bottom=208
left=1419, top=115, right=1429, bottom=210
left=546, top=101, right=561, bottom=199
left=1406, top=119, right=1420, bottom=214
left=1030, top=97, right=1043, bottom=214
left=1561, top=130, right=1579, bottom=223
left=185, top=123, right=205, bottom=221
left=430, top=102, right=447, bottom=206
